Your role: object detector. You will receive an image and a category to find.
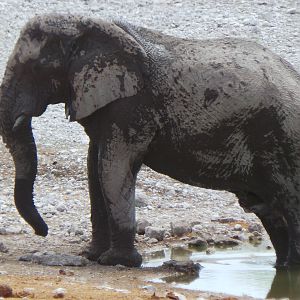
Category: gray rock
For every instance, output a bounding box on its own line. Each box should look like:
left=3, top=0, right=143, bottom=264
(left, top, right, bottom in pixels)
left=5, top=226, right=23, bottom=235
left=57, top=203, right=67, bottom=212
left=0, top=242, right=8, bottom=253
left=19, top=253, right=89, bottom=266
left=148, top=238, right=158, bottom=244
left=214, top=238, right=240, bottom=248
left=135, top=192, right=148, bottom=208
left=191, top=224, right=203, bottom=234
left=248, top=223, right=263, bottom=233
left=233, top=224, right=243, bottom=231
left=188, top=238, right=208, bottom=251
left=145, top=226, right=165, bottom=241
left=212, top=217, right=241, bottom=224
left=170, top=222, right=192, bottom=237
left=231, top=233, right=248, bottom=242
left=136, top=219, right=152, bottom=235
left=288, top=8, right=299, bottom=15
left=162, top=260, right=202, bottom=275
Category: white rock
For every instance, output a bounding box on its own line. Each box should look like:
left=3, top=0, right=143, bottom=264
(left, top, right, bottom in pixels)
left=53, top=288, right=67, bottom=298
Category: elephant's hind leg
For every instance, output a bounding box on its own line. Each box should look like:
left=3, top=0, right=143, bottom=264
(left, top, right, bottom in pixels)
left=81, top=142, right=111, bottom=261
left=254, top=207, right=289, bottom=268
left=282, top=202, right=300, bottom=267
left=237, top=192, right=289, bottom=267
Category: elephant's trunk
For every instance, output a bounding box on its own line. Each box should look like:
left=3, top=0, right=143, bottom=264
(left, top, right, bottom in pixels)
left=0, top=87, right=48, bottom=237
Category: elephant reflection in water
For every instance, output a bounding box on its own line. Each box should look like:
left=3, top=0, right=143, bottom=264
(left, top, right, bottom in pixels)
left=268, top=270, right=300, bottom=299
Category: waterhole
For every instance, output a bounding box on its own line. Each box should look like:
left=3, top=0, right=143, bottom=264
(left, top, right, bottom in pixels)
left=143, top=246, right=300, bottom=299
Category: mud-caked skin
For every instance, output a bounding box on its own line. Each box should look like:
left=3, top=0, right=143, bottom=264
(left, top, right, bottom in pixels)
left=0, top=14, right=300, bottom=268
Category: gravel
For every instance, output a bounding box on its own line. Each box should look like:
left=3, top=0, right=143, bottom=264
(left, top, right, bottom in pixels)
left=0, top=0, right=299, bottom=263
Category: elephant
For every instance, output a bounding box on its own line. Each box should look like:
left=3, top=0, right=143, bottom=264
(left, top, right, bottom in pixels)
left=0, top=14, right=300, bottom=268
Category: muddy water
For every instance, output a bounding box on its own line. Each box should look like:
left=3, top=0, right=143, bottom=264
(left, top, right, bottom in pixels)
left=143, top=247, right=300, bottom=299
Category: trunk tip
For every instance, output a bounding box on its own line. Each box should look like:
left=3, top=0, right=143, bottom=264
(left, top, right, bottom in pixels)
left=34, top=223, right=48, bottom=237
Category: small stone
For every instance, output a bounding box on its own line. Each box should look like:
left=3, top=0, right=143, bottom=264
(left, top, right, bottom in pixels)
left=148, top=238, right=158, bottom=244
left=0, top=271, right=8, bottom=275
left=0, top=284, right=13, bottom=298
left=16, top=288, right=35, bottom=298
left=141, top=285, right=156, bottom=294
left=53, top=288, right=66, bottom=298
left=163, top=260, right=202, bottom=275
left=0, top=242, right=8, bottom=253
left=116, top=264, right=126, bottom=270
left=248, top=223, right=263, bottom=233
left=288, top=8, right=299, bottom=14
left=212, top=217, right=241, bottom=224
left=231, top=233, right=247, bottom=242
left=233, top=224, right=242, bottom=231
left=75, top=229, right=83, bottom=236
left=206, top=248, right=215, bottom=255
left=0, top=228, right=7, bottom=235
left=166, top=291, right=186, bottom=300
left=135, top=193, right=148, bottom=208
left=215, top=238, right=240, bottom=248
left=145, top=226, right=166, bottom=241
left=170, top=222, right=192, bottom=237
left=19, top=253, right=88, bottom=266
left=57, top=204, right=66, bottom=212
left=136, top=219, right=151, bottom=235
left=188, top=238, right=208, bottom=251
left=191, top=224, right=203, bottom=234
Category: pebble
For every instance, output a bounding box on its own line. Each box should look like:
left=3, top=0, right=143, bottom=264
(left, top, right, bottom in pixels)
left=170, top=222, right=192, bottom=237
left=19, top=253, right=89, bottom=266
left=165, top=291, right=187, bottom=300
left=162, top=260, right=202, bottom=275
left=141, top=285, right=156, bottom=294
left=214, top=238, right=240, bottom=248
left=288, top=8, right=299, bottom=14
left=145, top=226, right=166, bottom=241
left=148, top=238, right=159, bottom=244
left=53, top=288, right=67, bottom=299
left=0, top=242, right=8, bottom=253
left=136, top=219, right=152, bottom=235
left=248, top=223, right=263, bottom=233
left=16, top=288, right=35, bottom=298
left=188, top=238, right=208, bottom=251
left=0, top=284, right=13, bottom=298
left=233, top=224, right=243, bottom=231
left=206, top=248, right=216, bottom=255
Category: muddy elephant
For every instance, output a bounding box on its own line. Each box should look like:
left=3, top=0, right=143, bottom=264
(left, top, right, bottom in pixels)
left=1, top=14, right=300, bottom=268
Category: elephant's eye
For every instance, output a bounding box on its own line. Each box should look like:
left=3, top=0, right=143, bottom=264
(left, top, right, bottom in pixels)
left=40, top=58, right=46, bottom=64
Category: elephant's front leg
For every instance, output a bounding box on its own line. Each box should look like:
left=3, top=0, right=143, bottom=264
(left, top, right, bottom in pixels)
left=97, top=141, right=143, bottom=267
left=81, top=142, right=110, bottom=261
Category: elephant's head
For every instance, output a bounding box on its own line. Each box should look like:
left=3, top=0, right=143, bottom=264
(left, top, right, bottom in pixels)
left=0, top=14, right=146, bottom=236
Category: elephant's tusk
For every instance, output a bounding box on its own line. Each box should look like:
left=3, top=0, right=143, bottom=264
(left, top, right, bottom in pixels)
left=12, top=114, right=30, bottom=133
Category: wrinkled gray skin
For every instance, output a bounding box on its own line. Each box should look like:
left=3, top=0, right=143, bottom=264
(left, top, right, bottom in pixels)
left=1, top=15, right=300, bottom=268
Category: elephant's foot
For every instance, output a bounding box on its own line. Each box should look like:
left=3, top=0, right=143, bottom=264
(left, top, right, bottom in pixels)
left=98, top=248, right=142, bottom=267
left=80, top=242, right=109, bottom=261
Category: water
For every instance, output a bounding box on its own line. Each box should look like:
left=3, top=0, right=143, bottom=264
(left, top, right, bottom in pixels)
left=143, top=247, right=300, bottom=299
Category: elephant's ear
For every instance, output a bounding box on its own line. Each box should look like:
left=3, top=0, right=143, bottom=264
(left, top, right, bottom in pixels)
left=68, top=22, right=146, bottom=121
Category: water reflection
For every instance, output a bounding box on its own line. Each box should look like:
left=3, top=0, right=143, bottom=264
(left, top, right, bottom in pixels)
left=162, top=272, right=199, bottom=284
left=170, top=246, right=192, bottom=261
left=268, top=269, right=300, bottom=300
left=144, top=247, right=300, bottom=298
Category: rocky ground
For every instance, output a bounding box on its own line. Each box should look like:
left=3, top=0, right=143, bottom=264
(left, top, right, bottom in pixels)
left=0, top=0, right=300, bottom=299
